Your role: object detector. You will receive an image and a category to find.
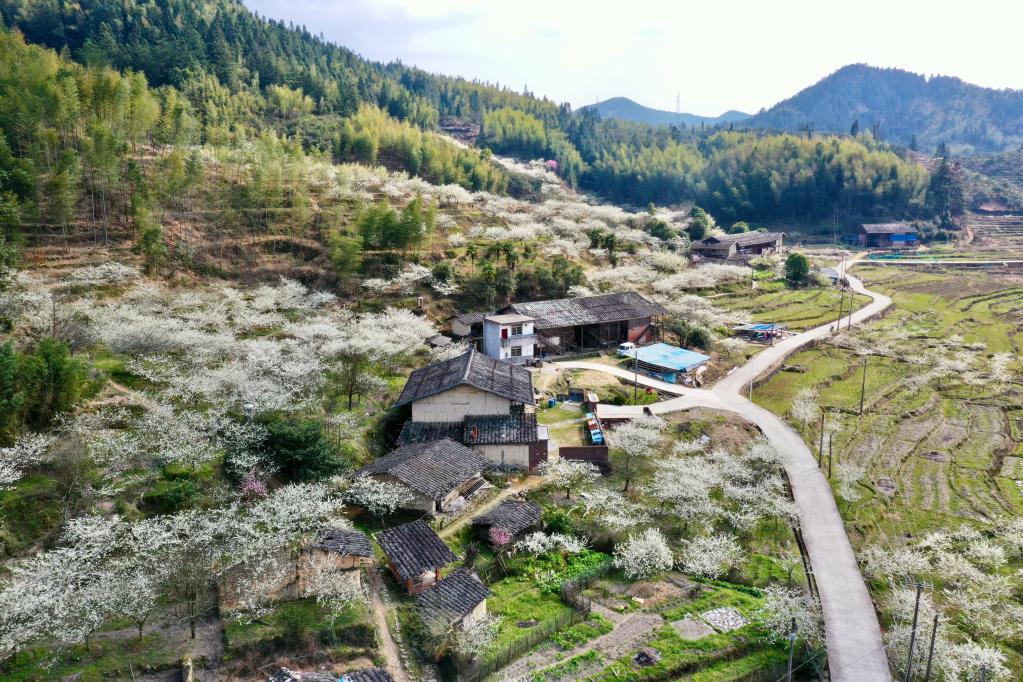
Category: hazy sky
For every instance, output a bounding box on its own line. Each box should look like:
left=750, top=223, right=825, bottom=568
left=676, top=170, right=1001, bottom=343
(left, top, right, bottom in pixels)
left=243, top=0, right=1023, bottom=116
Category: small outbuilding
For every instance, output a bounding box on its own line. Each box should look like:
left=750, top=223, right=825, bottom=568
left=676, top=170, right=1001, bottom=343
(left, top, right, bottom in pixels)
left=355, top=439, right=487, bottom=515
left=377, top=520, right=458, bottom=594
left=618, top=342, right=711, bottom=384
left=471, top=499, right=542, bottom=541
left=415, top=568, right=491, bottom=637
left=857, top=223, right=918, bottom=249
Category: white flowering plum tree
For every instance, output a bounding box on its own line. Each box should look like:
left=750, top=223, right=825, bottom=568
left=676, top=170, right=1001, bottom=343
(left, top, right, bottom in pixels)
left=612, top=528, right=674, bottom=579
left=678, top=533, right=744, bottom=579
left=539, top=458, right=601, bottom=500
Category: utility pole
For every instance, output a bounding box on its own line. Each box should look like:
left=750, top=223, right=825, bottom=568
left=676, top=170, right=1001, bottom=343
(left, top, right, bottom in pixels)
left=633, top=350, right=638, bottom=401
left=818, top=410, right=826, bottom=466
left=904, top=581, right=925, bottom=682
left=836, top=286, right=846, bottom=331
left=748, top=380, right=753, bottom=402
left=786, top=617, right=798, bottom=682
left=923, top=613, right=939, bottom=682
left=859, top=356, right=868, bottom=416
left=828, top=433, right=833, bottom=478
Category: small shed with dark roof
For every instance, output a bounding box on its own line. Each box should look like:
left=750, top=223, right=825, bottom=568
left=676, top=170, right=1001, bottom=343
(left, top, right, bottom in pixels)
left=377, top=520, right=458, bottom=593
left=356, top=439, right=486, bottom=514
left=472, top=499, right=542, bottom=539
left=416, top=569, right=492, bottom=636
left=395, top=349, right=535, bottom=423
left=857, top=222, right=918, bottom=249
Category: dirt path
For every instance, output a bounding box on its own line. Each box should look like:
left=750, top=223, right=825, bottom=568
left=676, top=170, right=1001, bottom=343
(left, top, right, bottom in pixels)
left=367, top=567, right=411, bottom=682
left=550, top=258, right=894, bottom=682
left=439, top=476, right=545, bottom=540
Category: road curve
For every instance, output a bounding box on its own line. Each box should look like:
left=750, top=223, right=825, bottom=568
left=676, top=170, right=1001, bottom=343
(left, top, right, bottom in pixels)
left=551, top=264, right=893, bottom=682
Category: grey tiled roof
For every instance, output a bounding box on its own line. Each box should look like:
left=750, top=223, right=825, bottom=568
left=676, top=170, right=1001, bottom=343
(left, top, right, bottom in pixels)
left=271, top=668, right=393, bottom=682
left=454, top=311, right=493, bottom=325
left=394, top=348, right=535, bottom=408
left=415, top=569, right=491, bottom=632
left=357, top=438, right=485, bottom=501
left=861, top=222, right=917, bottom=234
left=464, top=412, right=540, bottom=444
left=696, top=231, right=784, bottom=247
left=344, top=669, right=394, bottom=682
left=314, top=528, right=373, bottom=557
left=269, top=670, right=337, bottom=682
left=398, top=420, right=464, bottom=445
left=472, top=500, right=542, bottom=536
left=377, top=520, right=458, bottom=581
left=506, top=292, right=667, bottom=330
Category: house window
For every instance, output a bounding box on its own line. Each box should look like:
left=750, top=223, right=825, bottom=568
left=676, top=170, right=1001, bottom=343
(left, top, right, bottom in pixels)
left=511, top=324, right=523, bottom=336
left=510, top=346, right=523, bottom=357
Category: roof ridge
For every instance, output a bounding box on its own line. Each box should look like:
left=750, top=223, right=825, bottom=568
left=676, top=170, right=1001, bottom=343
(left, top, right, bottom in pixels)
left=461, top=346, right=476, bottom=385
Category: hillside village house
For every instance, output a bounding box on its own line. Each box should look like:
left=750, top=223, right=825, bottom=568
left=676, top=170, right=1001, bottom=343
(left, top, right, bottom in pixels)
left=483, top=313, right=537, bottom=364
left=219, top=527, right=373, bottom=612
left=415, top=569, right=491, bottom=652
left=857, top=222, right=919, bottom=249
left=691, top=231, right=785, bottom=259
left=377, top=520, right=458, bottom=594
left=394, top=349, right=548, bottom=469
left=355, top=439, right=487, bottom=515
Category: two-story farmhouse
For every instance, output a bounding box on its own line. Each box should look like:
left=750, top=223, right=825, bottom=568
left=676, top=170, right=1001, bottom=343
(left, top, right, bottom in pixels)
left=483, top=313, right=537, bottom=364
left=355, top=439, right=486, bottom=515
left=394, top=348, right=548, bottom=469
left=691, top=231, right=785, bottom=259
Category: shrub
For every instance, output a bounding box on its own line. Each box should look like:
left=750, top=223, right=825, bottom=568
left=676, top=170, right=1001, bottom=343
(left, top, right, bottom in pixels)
left=784, top=252, right=810, bottom=284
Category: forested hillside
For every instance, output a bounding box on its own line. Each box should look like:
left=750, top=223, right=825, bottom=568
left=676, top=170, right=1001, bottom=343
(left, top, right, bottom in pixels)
left=581, top=96, right=749, bottom=127
left=746, top=64, right=1023, bottom=155
left=0, top=0, right=944, bottom=225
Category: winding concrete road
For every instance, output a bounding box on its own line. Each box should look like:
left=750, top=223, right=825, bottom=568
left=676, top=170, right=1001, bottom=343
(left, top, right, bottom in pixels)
left=550, top=262, right=893, bottom=682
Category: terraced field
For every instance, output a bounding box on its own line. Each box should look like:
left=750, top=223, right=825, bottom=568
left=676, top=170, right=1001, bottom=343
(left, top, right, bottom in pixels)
left=754, top=266, right=1023, bottom=545
left=965, top=213, right=1023, bottom=257
left=715, top=279, right=872, bottom=332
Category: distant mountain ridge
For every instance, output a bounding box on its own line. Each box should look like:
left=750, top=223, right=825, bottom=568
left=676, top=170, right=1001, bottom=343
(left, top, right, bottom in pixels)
left=582, top=97, right=749, bottom=128
left=744, top=64, right=1023, bottom=155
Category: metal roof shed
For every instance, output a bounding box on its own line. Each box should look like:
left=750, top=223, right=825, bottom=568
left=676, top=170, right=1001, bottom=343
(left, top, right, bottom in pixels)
left=619, top=343, right=710, bottom=383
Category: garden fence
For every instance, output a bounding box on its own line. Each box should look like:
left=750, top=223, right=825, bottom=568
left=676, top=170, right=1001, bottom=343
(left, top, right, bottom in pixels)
left=457, top=562, right=612, bottom=682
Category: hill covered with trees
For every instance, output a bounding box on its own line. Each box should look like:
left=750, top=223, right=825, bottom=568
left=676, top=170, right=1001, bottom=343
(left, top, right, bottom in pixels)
left=0, top=0, right=949, bottom=226
left=581, top=97, right=749, bottom=128
left=745, top=64, right=1023, bottom=155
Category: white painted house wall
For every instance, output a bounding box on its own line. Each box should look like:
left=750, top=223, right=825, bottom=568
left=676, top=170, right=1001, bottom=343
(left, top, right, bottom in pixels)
left=411, top=385, right=512, bottom=422
left=483, top=317, right=537, bottom=364
left=471, top=443, right=531, bottom=469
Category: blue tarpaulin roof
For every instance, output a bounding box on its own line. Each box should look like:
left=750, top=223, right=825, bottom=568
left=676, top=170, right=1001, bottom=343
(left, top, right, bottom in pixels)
left=621, top=343, right=710, bottom=372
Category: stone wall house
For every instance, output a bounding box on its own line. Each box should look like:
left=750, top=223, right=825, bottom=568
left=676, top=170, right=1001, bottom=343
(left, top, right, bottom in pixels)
left=377, top=520, right=458, bottom=594
left=219, top=528, right=373, bottom=612
left=355, top=438, right=487, bottom=515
